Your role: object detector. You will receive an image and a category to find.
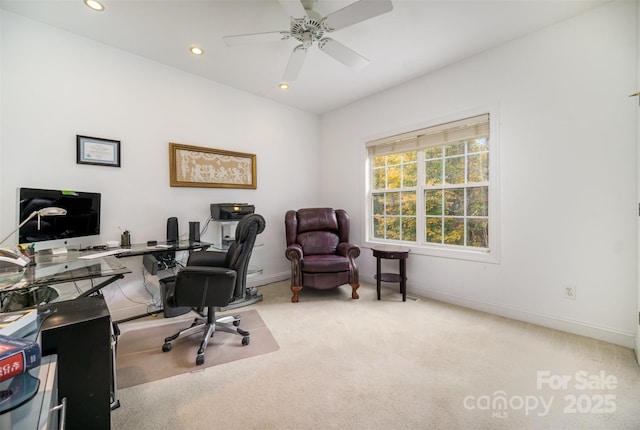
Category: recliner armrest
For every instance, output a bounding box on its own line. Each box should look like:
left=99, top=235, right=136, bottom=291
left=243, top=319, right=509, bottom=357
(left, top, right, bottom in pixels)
left=337, top=242, right=360, bottom=259
left=285, top=244, right=303, bottom=261
left=187, top=250, right=227, bottom=267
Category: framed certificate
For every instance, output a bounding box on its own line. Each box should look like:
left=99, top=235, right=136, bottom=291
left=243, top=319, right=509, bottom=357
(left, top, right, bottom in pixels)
left=76, top=135, right=121, bottom=167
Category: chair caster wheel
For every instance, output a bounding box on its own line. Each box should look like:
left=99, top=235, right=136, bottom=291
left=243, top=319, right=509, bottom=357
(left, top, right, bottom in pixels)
left=162, top=342, right=171, bottom=352
left=233, top=316, right=241, bottom=327
left=196, top=355, right=205, bottom=366
left=242, top=336, right=250, bottom=346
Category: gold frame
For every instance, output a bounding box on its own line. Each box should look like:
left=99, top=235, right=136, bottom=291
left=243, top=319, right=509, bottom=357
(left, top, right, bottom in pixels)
left=169, top=142, right=257, bottom=189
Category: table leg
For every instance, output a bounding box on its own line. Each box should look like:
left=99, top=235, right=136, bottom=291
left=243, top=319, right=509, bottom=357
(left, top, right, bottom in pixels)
left=376, top=257, right=381, bottom=300
left=400, top=258, right=406, bottom=302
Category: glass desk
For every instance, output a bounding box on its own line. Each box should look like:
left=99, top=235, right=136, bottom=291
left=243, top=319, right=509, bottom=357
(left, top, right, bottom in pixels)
left=0, top=254, right=130, bottom=311
left=0, top=241, right=212, bottom=309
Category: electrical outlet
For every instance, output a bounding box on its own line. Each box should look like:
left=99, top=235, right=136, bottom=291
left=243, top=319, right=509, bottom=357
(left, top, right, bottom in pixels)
left=563, top=285, right=576, bottom=300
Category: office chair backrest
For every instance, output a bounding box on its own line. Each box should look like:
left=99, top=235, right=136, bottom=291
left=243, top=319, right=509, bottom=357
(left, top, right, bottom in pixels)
left=225, top=214, right=266, bottom=298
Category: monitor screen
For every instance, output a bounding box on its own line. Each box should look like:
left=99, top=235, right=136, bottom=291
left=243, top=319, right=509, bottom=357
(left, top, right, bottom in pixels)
left=18, top=188, right=101, bottom=250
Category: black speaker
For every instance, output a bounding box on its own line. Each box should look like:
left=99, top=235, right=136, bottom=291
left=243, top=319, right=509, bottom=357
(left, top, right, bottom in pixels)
left=167, top=217, right=178, bottom=243
left=189, top=221, right=200, bottom=242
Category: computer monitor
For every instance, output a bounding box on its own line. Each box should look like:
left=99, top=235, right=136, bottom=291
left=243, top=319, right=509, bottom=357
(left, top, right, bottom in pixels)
left=18, top=188, right=101, bottom=252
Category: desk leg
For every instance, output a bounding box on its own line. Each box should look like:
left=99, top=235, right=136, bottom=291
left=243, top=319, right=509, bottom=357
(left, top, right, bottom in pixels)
left=400, top=259, right=407, bottom=302
left=376, top=257, right=381, bottom=300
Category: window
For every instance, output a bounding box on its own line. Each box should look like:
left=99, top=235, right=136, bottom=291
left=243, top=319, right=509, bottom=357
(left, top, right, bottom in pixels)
left=366, top=113, right=497, bottom=260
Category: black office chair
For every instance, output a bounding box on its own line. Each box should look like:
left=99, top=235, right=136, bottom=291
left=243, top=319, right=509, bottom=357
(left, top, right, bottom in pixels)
left=161, top=213, right=266, bottom=365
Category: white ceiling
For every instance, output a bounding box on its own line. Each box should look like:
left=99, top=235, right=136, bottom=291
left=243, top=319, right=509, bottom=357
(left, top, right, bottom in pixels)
left=0, top=0, right=607, bottom=114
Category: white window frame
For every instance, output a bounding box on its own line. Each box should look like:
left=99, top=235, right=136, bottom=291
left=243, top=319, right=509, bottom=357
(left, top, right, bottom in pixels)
left=363, top=107, right=500, bottom=264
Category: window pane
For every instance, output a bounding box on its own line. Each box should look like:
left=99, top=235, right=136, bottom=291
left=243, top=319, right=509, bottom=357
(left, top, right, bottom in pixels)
left=373, top=215, right=385, bottom=239
left=425, top=159, right=442, bottom=186
left=386, top=216, right=400, bottom=240
left=445, top=156, right=465, bottom=184
left=467, top=153, right=488, bottom=183
left=402, top=151, right=417, bottom=162
left=467, top=218, right=489, bottom=248
left=444, top=188, right=464, bottom=216
left=385, top=192, right=400, bottom=215
left=373, top=168, right=386, bottom=190
left=425, top=218, right=442, bottom=243
left=402, top=217, right=416, bottom=241
left=425, top=147, right=442, bottom=160
left=445, top=142, right=465, bottom=156
left=467, top=187, right=488, bottom=216
left=387, top=165, right=401, bottom=189
left=424, top=190, right=442, bottom=215
left=387, top=154, right=401, bottom=165
left=372, top=193, right=385, bottom=215
left=373, top=156, right=386, bottom=168
left=402, top=192, right=416, bottom=215
left=403, top=162, right=417, bottom=187
left=443, top=218, right=464, bottom=245
left=468, top=138, right=489, bottom=153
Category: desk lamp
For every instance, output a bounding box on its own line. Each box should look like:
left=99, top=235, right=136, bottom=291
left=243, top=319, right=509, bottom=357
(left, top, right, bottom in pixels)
left=0, top=207, right=67, bottom=246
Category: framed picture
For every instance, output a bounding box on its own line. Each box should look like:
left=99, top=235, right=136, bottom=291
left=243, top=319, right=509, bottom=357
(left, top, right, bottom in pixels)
left=169, top=142, right=257, bottom=189
left=76, top=135, right=121, bottom=167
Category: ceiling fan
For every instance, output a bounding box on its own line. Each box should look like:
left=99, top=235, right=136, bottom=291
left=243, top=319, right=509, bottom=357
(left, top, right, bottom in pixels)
left=223, top=0, right=393, bottom=83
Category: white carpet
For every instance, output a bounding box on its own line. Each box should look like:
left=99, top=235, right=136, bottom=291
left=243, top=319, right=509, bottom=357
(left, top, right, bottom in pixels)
left=112, top=281, right=640, bottom=429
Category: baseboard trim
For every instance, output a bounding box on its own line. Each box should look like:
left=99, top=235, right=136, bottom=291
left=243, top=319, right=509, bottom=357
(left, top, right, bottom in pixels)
left=361, top=274, right=636, bottom=349
left=247, top=272, right=289, bottom=288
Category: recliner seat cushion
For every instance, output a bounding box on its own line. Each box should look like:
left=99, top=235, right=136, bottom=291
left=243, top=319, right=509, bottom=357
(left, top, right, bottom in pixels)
left=301, top=254, right=350, bottom=273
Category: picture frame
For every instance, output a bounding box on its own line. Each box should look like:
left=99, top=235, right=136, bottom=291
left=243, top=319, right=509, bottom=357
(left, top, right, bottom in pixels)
left=169, top=142, right=257, bottom=189
left=76, top=135, right=121, bottom=167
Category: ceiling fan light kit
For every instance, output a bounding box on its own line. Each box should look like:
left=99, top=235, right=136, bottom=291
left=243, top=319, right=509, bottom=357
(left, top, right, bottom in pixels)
left=223, top=0, right=393, bottom=83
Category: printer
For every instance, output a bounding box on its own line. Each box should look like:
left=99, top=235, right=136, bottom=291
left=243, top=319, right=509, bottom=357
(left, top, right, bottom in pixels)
left=210, top=203, right=255, bottom=220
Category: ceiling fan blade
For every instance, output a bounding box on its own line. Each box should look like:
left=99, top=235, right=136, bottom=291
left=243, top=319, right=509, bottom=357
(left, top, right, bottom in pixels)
left=318, top=38, right=369, bottom=71
left=323, top=0, right=393, bottom=31
left=282, top=45, right=308, bottom=82
left=223, top=31, right=291, bottom=46
left=279, top=0, right=307, bottom=18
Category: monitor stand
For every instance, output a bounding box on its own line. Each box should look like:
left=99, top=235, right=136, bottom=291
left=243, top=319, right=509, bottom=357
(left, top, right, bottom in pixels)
left=51, top=247, right=68, bottom=255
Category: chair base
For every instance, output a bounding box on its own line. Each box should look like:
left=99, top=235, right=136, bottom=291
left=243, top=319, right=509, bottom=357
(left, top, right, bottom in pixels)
left=161, top=308, right=250, bottom=365
left=290, top=283, right=360, bottom=303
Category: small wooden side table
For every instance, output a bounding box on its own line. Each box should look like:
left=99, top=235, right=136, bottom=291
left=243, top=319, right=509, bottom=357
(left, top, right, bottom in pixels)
left=372, top=245, right=410, bottom=301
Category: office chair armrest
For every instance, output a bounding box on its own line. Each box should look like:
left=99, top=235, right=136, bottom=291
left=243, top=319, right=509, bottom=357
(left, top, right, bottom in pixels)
left=187, top=250, right=227, bottom=267
left=336, top=242, right=360, bottom=259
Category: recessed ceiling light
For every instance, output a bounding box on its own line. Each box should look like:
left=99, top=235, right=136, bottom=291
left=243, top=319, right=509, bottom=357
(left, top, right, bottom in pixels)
left=84, top=0, right=104, bottom=11
left=279, top=82, right=289, bottom=90
left=190, top=46, right=204, bottom=56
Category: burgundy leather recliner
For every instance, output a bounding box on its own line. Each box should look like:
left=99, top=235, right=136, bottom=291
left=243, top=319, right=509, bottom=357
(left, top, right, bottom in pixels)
left=284, top=208, right=360, bottom=303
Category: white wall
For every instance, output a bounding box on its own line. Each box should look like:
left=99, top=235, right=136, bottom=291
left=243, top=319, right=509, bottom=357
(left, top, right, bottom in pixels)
left=320, top=1, right=638, bottom=347
left=0, top=11, right=320, bottom=320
